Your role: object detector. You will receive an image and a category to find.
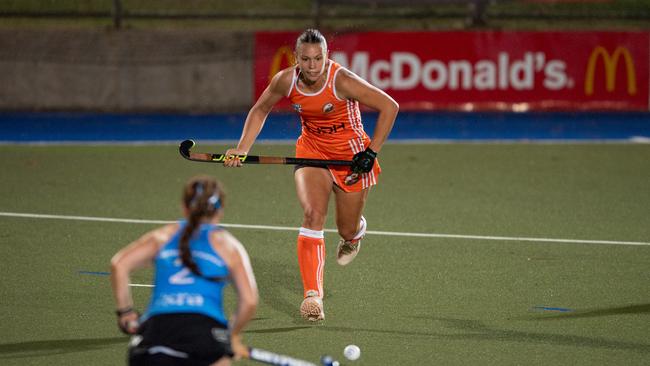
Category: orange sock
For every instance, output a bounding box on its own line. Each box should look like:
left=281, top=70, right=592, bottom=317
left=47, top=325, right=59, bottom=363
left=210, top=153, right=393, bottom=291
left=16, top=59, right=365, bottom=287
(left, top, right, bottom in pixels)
left=297, top=227, right=325, bottom=298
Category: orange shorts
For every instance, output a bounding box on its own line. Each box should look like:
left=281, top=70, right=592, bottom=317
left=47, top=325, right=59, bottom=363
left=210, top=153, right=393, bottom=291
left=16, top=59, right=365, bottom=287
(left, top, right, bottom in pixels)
left=295, top=136, right=381, bottom=193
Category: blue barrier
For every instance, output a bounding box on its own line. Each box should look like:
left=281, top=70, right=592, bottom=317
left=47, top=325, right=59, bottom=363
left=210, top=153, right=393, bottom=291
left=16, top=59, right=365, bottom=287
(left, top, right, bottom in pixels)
left=1, top=112, right=648, bottom=142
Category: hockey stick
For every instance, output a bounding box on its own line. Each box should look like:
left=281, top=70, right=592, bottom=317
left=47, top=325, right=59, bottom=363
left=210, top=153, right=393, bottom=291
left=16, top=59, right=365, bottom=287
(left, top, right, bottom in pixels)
left=179, top=140, right=352, bottom=167
left=248, top=347, right=339, bottom=366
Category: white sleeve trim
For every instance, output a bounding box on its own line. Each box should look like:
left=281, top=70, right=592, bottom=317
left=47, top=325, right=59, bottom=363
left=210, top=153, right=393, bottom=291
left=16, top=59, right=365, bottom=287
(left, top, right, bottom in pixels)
left=332, top=66, right=345, bottom=101
left=287, top=67, right=298, bottom=97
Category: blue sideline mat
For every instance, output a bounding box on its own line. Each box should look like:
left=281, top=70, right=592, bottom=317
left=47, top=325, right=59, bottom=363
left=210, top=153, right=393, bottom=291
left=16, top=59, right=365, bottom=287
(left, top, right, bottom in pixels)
left=1, top=112, right=649, bottom=143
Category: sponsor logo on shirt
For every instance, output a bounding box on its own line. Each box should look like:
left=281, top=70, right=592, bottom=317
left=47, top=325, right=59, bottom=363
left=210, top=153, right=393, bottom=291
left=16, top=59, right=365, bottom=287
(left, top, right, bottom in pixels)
left=302, top=121, right=346, bottom=134
left=156, top=293, right=205, bottom=307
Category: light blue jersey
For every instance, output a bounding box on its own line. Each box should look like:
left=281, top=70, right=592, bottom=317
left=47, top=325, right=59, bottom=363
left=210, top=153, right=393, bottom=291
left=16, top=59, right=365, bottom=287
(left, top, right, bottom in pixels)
left=144, top=222, right=230, bottom=325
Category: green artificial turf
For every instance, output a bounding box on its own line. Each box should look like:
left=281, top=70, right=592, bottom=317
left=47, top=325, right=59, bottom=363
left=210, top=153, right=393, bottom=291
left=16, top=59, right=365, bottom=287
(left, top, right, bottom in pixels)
left=0, top=143, right=648, bottom=365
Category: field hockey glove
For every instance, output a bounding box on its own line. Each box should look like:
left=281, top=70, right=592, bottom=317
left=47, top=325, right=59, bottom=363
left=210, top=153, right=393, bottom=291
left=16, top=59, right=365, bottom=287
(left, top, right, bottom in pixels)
left=351, top=147, right=377, bottom=174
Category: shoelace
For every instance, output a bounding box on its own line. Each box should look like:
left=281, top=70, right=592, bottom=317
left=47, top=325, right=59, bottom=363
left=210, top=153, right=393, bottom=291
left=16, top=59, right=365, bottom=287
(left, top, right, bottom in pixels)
left=339, top=241, right=358, bottom=255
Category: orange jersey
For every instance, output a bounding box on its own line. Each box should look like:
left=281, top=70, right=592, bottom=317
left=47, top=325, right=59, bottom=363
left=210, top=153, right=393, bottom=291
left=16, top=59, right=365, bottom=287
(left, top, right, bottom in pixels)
left=287, top=61, right=380, bottom=192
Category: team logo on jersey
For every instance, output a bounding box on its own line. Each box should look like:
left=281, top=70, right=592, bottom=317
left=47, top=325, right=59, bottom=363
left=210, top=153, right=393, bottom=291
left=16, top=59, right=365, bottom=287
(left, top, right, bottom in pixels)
left=322, top=102, right=334, bottom=113
left=292, top=104, right=302, bottom=113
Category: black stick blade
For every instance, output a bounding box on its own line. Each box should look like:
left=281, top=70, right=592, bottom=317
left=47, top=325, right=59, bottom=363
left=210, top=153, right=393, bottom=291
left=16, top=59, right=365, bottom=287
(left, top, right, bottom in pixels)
left=179, top=139, right=195, bottom=160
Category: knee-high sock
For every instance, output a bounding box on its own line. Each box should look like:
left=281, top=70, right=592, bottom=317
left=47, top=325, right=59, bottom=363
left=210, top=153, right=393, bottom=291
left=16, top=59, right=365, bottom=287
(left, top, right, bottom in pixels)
left=297, top=227, right=325, bottom=298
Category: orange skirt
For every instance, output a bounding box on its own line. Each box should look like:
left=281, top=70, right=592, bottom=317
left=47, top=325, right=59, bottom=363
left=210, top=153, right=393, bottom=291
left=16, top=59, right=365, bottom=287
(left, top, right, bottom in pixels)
left=295, top=136, right=381, bottom=193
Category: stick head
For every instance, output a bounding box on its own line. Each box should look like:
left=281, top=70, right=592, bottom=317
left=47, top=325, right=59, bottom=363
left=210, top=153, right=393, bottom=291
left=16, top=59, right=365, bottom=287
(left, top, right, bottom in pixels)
left=179, top=139, right=195, bottom=159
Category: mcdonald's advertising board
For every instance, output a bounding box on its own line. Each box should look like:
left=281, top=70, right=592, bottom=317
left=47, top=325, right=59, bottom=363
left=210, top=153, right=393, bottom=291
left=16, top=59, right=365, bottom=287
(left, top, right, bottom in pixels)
left=254, top=31, right=649, bottom=111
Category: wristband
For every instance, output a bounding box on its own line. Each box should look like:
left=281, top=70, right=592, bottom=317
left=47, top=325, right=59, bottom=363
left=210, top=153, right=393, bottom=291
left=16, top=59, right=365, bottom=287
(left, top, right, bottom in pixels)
left=116, top=307, right=135, bottom=317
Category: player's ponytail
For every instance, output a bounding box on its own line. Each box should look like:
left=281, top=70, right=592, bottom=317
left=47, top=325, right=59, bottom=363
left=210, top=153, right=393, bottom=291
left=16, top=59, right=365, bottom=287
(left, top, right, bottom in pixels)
left=179, top=176, right=224, bottom=278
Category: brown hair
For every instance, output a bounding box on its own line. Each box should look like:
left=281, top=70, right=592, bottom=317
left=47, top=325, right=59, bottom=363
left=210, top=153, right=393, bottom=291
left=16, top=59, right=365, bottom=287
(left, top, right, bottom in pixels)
left=179, top=175, right=225, bottom=278
left=295, top=28, right=327, bottom=52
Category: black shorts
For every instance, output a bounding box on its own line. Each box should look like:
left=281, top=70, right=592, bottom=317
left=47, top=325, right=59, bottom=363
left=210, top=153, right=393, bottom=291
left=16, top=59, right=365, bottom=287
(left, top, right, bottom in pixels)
left=128, top=313, right=232, bottom=366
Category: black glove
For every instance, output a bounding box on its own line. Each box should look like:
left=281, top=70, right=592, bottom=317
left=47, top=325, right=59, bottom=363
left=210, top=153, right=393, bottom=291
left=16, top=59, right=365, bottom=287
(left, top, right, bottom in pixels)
left=351, top=147, right=377, bottom=174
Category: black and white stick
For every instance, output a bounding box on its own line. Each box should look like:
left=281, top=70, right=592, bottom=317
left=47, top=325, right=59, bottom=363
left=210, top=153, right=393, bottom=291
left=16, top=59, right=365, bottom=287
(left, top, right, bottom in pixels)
left=248, top=347, right=339, bottom=366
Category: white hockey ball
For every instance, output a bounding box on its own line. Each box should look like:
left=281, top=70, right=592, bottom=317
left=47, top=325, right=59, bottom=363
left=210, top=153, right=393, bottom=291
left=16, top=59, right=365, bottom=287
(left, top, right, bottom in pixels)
left=343, top=344, right=361, bottom=361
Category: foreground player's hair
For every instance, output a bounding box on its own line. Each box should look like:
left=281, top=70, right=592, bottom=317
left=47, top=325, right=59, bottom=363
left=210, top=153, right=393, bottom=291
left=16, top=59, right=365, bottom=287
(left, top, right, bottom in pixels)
left=295, top=28, right=327, bottom=52
left=179, top=176, right=225, bottom=277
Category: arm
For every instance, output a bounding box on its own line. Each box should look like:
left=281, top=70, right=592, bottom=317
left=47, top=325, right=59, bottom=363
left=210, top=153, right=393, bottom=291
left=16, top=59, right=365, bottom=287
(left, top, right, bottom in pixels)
left=110, top=224, right=176, bottom=333
left=228, top=241, right=258, bottom=349
left=212, top=232, right=259, bottom=358
left=224, top=69, right=293, bottom=167
left=335, top=68, right=399, bottom=153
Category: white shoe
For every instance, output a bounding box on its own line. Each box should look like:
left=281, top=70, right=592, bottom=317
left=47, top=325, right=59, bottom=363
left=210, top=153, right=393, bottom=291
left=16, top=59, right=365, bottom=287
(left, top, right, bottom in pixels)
left=300, top=290, right=324, bottom=321
left=336, top=238, right=361, bottom=266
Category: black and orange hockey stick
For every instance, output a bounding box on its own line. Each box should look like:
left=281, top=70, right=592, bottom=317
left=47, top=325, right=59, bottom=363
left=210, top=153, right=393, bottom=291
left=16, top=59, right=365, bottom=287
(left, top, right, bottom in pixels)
left=179, top=139, right=352, bottom=167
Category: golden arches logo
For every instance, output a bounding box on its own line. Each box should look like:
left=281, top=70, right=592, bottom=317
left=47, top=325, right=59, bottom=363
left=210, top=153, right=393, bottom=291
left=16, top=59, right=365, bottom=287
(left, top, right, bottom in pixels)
left=584, top=46, right=637, bottom=96
left=269, top=46, right=295, bottom=82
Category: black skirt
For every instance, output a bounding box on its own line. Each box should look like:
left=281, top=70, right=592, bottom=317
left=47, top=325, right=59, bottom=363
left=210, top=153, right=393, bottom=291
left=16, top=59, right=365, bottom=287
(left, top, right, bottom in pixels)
left=128, top=313, right=232, bottom=366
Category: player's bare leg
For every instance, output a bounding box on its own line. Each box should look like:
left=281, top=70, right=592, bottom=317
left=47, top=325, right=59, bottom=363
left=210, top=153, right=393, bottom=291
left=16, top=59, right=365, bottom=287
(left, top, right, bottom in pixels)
left=333, top=186, right=369, bottom=265
left=295, top=167, right=332, bottom=231
left=212, top=357, right=231, bottom=366
left=294, top=167, right=333, bottom=320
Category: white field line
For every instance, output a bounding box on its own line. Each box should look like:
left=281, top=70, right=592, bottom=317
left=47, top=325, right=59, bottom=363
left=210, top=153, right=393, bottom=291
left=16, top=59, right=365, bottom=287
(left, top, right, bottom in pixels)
left=1, top=211, right=648, bottom=247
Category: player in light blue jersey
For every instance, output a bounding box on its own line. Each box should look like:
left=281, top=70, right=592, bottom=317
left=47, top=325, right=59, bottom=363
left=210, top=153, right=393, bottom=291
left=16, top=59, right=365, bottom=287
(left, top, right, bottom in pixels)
left=111, top=176, right=258, bottom=366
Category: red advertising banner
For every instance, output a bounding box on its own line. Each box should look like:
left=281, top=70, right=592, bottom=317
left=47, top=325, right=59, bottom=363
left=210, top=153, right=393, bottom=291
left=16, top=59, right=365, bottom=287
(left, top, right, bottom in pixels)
left=254, top=31, right=649, bottom=111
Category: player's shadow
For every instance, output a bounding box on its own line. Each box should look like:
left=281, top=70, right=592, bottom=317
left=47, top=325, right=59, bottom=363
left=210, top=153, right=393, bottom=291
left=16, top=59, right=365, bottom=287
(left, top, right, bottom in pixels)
left=249, top=255, right=304, bottom=320
left=246, top=326, right=313, bottom=334
left=526, top=303, right=650, bottom=320
left=0, top=336, right=126, bottom=359
left=402, top=315, right=650, bottom=354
